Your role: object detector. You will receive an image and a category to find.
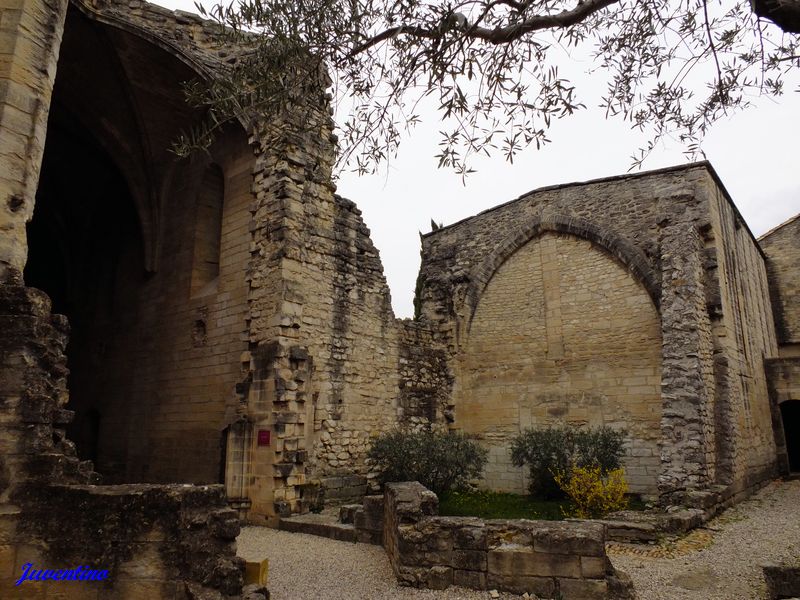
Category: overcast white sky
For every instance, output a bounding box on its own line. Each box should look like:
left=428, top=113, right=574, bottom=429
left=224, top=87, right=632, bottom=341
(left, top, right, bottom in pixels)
left=156, top=0, right=800, bottom=318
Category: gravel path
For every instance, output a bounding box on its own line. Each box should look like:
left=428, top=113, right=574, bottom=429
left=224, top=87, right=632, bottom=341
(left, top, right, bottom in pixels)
left=611, top=478, right=800, bottom=600
left=237, top=479, right=800, bottom=600
left=237, top=527, right=517, bottom=600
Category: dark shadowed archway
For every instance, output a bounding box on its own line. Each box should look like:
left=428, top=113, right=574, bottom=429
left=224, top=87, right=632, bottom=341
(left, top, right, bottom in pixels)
left=781, top=400, right=800, bottom=472
left=23, top=5, right=254, bottom=486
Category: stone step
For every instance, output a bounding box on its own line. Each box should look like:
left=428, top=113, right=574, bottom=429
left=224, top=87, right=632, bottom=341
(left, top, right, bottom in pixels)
left=278, top=515, right=357, bottom=542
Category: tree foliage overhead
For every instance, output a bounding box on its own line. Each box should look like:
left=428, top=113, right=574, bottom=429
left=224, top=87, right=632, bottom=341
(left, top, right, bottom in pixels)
left=181, top=0, right=800, bottom=175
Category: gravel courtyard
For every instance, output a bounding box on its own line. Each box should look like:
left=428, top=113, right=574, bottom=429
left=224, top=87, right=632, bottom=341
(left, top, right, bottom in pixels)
left=610, top=478, right=800, bottom=599
left=237, top=479, right=800, bottom=599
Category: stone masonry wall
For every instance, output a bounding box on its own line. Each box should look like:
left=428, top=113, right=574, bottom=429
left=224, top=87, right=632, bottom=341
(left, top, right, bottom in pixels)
left=657, top=203, right=717, bottom=494
left=417, top=162, right=780, bottom=503
left=0, top=0, right=69, bottom=284
left=705, top=178, right=779, bottom=492
left=417, top=165, right=713, bottom=341
left=760, top=213, right=800, bottom=350
left=241, top=95, right=404, bottom=519
left=766, top=358, right=800, bottom=474
left=398, top=321, right=453, bottom=432
left=62, top=127, right=255, bottom=485
left=382, top=482, right=630, bottom=599
left=20, top=2, right=260, bottom=485
left=453, top=232, right=662, bottom=495
left=0, top=285, right=249, bottom=599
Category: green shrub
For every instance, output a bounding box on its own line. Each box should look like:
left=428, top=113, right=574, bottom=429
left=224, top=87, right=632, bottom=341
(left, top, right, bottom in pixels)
left=510, top=426, right=626, bottom=499
left=367, top=429, right=488, bottom=495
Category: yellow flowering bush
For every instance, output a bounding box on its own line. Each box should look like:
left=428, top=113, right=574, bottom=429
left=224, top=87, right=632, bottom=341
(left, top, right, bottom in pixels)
left=554, top=465, right=629, bottom=519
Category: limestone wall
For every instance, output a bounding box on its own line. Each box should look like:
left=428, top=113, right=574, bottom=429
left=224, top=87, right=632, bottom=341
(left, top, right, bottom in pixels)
left=760, top=214, right=800, bottom=349
left=8, top=3, right=261, bottom=486
left=398, top=320, right=453, bottom=432
left=453, top=232, right=662, bottom=494
left=705, top=178, right=780, bottom=491
left=382, top=482, right=629, bottom=599
left=0, top=0, right=69, bottom=284
left=241, top=104, right=404, bottom=519
left=766, top=357, right=800, bottom=473
left=417, top=164, right=714, bottom=340
left=64, top=129, right=255, bottom=485
left=417, top=163, right=781, bottom=502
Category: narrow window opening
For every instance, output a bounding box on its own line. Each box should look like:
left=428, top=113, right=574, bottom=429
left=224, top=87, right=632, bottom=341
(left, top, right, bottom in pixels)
left=191, top=163, right=225, bottom=297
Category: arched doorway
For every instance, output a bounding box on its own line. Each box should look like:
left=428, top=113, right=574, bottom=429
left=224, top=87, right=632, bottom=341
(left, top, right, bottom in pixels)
left=781, top=400, right=800, bottom=472
left=454, top=231, right=663, bottom=495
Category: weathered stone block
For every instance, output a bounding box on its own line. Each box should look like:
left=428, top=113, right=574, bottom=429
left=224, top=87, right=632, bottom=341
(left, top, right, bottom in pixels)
left=488, top=544, right=581, bottom=578
left=452, top=549, right=487, bottom=572
left=486, top=573, right=556, bottom=597
left=453, top=524, right=487, bottom=550
left=763, top=564, right=800, bottom=600
left=338, top=504, right=360, bottom=524
left=558, top=577, right=608, bottom=599
left=426, top=565, right=453, bottom=590
left=209, top=508, right=241, bottom=540
left=531, top=522, right=606, bottom=557
left=581, top=555, right=608, bottom=579
left=453, top=569, right=487, bottom=590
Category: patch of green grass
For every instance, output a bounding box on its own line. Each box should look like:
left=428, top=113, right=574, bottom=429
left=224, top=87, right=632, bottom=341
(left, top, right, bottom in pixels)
left=438, top=490, right=646, bottom=521
left=439, top=490, right=567, bottom=520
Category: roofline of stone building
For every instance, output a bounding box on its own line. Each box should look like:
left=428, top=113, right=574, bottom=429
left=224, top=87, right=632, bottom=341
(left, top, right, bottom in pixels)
left=758, top=211, right=800, bottom=241
left=70, top=0, right=242, bottom=80
left=422, top=160, right=765, bottom=259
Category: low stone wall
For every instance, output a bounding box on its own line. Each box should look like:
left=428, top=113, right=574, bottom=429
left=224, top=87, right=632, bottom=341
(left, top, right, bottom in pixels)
left=382, top=482, right=633, bottom=599
left=319, top=475, right=368, bottom=505
left=7, top=483, right=253, bottom=600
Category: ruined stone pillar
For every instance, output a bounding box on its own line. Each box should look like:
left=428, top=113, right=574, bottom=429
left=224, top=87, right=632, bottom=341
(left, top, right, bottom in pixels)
left=236, top=92, right=337, bottom=521
left=658, top=216, right=716, bottom=498
left=0, top=0, right=69, bottom=283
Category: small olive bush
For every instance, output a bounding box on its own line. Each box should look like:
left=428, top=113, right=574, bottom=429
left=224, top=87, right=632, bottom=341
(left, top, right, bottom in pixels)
left=510, top=426, right=626, bottom=499
left=368, top=430, right=488, bottom=496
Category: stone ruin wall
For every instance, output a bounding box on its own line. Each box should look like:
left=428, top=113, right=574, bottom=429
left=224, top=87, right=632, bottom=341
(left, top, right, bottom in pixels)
left=1, top=0, right=788, bottom=536
left=64, top=127, right=256, bottom=486
left=451, top=231, right=663, bottom=495
left=703, top=177, right=779, bottom=494
left=0, top=0, right=446, bottom=526
left=760, top=213, right=800, bottom=475
left=0, top=0, right=68, bottom=286
left=381, top=482, right=631, bottom=599
left=416, top=164, right=781, bottom=503
left=0, top=0, right=263, bottom=487
left=0, top=3, right=259, bottom=597
left=241, top=103, right=453, bottom=513
left=240, top=96, right=433, bottom=515
left=416, top=167, right=702, bottom=498
left=0, top=286, right=250, bottom=599
left=760, top=214, right=800, bottom=351
left=397, top=320, right=454, bottom=433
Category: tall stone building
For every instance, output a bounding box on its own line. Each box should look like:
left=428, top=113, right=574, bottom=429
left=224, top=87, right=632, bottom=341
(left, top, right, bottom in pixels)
left=0, top=0, right=797, bottom=560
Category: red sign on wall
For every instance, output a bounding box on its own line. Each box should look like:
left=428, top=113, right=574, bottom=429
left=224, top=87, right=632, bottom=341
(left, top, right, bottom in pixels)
left=257, top=430, right=271, bottom=446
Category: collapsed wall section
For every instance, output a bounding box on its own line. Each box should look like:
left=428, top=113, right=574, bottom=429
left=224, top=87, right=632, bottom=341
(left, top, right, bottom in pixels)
left=241, top=97, right=412, bottom=518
